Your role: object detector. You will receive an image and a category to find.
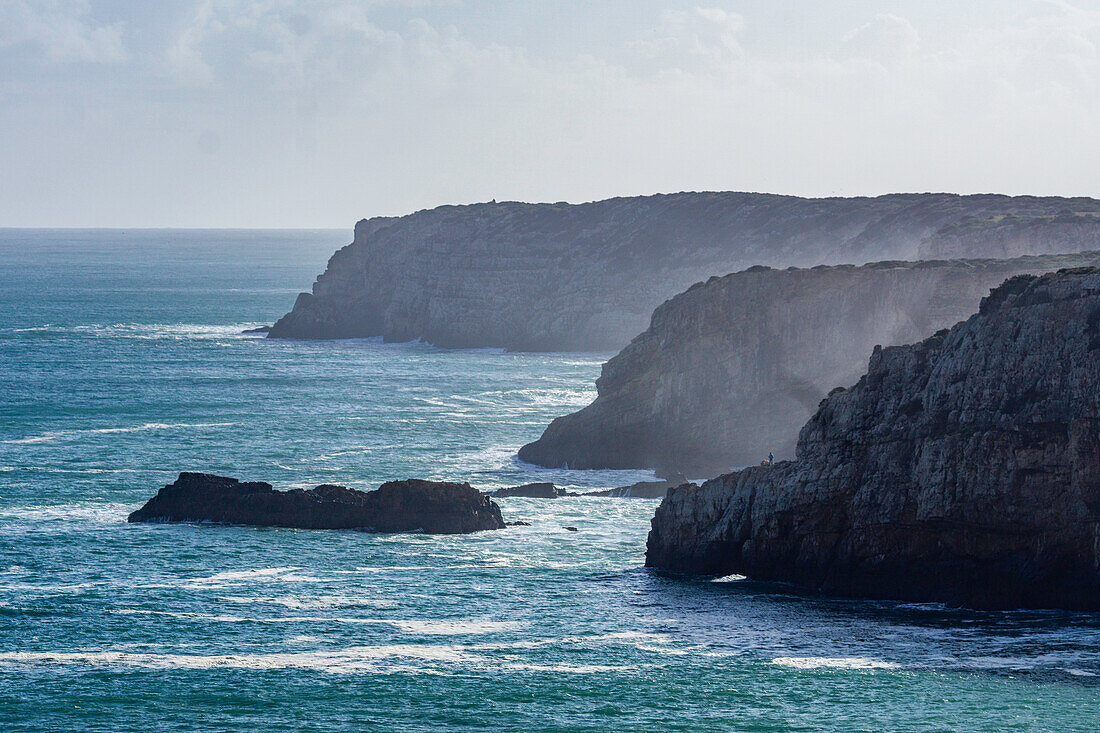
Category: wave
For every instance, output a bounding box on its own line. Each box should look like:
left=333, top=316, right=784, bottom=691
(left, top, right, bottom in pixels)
left=183, top=567, right=323, bottom=587
left=112, top=610, right=524, bottom=635
left=0, top=633, right=668, bottom=674
left=3, top=422, right=236, bottom=445
left=771, top=657, right=900, bottom=670
left=7, top=322, right=268, bottom=340
left=390, top=620, right=525, bottom=635
left=0, top=503, right=131, bottom=525
left=498, top=663, right=635, bottom=673
left=221, top=595, right=399, bottom=610
left=0, top=647, right=629, bottom=669
left=0, top=466, right=143, bottom=475
left=1064, top=668, right=1098, bottom=677
left=0, top=645, right=478, bottom=673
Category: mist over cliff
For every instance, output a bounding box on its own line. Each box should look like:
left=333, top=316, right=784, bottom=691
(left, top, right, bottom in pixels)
left=269, top=192, right=1100, bottom=351
left=519, top=251, right=1100, bottom=478
left=645, top=268, right=1100, bottom=610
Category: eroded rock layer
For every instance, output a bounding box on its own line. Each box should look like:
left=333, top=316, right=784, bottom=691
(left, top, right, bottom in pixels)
left=645, top=268, right=1100, bottom=610
left=519, top=252, right=1100, bottom=478
left=269, top=193, right=1100, bottom=351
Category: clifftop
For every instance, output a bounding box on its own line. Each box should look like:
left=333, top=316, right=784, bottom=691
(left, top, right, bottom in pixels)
left=268, top=192, right=1100, bottom=351
left=645, top=268, right=1100, bottom=609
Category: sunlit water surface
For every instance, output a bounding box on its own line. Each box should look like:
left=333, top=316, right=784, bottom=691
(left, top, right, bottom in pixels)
left=1, top=230, right=1098, bottom=731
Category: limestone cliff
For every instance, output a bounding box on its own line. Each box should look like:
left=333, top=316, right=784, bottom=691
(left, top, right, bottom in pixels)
left=268, top=193, right=1100, bottom=350
left=645, top=268, right=1100, bottom=610
left=519, top=252, right=1100, bottom=478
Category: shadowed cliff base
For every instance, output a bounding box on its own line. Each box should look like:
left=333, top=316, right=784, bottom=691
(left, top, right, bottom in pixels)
left=268, top=192, right=1100, bottom=351
left=645, top=268, right=1100, bottom=610
left=519, top=250, right=1100, bottom=479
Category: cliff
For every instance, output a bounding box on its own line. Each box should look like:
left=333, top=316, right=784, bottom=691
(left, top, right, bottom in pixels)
left=519, top=251, right=1100, bottom=478
left=644, top=268, right=1100, bottom=610
left=268, top=192, right=1100, bottom=351
left=128, top=473, right=505, bottom=534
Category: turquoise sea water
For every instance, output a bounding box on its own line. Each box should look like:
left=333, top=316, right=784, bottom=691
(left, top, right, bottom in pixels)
left=1, top=229, right=1099, bottom=732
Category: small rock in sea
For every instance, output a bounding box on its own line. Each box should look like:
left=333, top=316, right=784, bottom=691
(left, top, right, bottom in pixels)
left=241, top=325, right=272, bottom=334
left=487, top=483, right=562, bottom=498
left=506, top=521, right=532, bottom=527
left=128, top=472, right=504, bottom=534
left=581, top=480, right=682, bottom=499
left=564, top=526, right=579, bottom=532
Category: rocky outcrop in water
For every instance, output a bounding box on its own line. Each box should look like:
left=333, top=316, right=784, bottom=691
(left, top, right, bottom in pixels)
left=487, top=483, right=563, bottom=499
left=128, top=473, right=504, bottom=534
left=645, top=268, right=1100, bottom=610
left=268, top=193, right=1100, bottom=351
left=520, top=252, right=1100, bottom=479
left=583, top=481, right=682, bottom=499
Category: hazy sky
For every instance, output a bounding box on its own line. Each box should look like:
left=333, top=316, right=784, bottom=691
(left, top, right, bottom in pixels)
left=2, top=0, right=1099, bottom=227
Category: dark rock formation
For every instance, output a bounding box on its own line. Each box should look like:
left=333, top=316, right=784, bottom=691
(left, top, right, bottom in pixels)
left=487, top=482, right=563, bottom=499
left=486, top=481, right=679, bottom=499
left=241, top=325, right=272, bottom=334
left=268, top=193, right=1100, bottom=351
left=520, top=251, right=1100, bottom=478
left=128, top=473, right=504, bottom=534
left=645, top=268, right=1100, bottom=610
left=583, top=481, right=682, bottom=499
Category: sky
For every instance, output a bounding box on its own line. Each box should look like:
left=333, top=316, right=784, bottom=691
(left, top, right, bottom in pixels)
left=1, top=0, right=1099, bottom=227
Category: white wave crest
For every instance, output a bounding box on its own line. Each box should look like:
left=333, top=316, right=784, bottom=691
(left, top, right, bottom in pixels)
left=112, top=610, right=525, bottom=636
left=0, top=644, right=641, bottom=675
left=390, top=620, right=525, bottom=635
left=0, top=645, right=478, bottom=673
left=771, top=656, right=899, bottom=670
left=222, top=595, right=399, bottom=610
left=184, top=567, right=321, bottom=587
left=0, top=503, right=130, bottom=525
left=9, top=322, right=266, bottom=340
left=3, top=422, right=235, bottom=445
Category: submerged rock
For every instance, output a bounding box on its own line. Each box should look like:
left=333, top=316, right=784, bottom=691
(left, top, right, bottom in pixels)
left=487, top=482, right=562, bottom=499
left=520, top=251, right=1100, bottom=479
left=128, top=473, right=504, bottom=534
left=268, top=193, right=1100, bottom=351
left=646, top=268, right=1100, bottom=610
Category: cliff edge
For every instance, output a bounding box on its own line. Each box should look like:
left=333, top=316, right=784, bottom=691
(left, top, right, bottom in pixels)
left=268, top=192, right=1100, bottom=351
left=645, top=268, right=1100, bottom=610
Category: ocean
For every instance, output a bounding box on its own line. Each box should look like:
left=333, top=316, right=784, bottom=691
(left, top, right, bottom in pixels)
left=1, top=229, right=1098, bottom=731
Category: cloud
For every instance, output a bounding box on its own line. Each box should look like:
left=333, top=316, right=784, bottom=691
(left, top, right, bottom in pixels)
left=164, top=0, right=467, bottom=91
left=2, top=0, right=1100, bottom=226
left=842, top=14, right=920, bottom=66
left=625, top=6, right=746, bottom=76
left=0, top=0, right=127, bottom=63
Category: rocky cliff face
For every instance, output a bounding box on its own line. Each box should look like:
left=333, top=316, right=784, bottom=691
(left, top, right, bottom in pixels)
left=519, top=252, right=1100, bottom=478
left=268, top=193, right=1100, bottom=351
left=645, top=268, right=1100, bottom=610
